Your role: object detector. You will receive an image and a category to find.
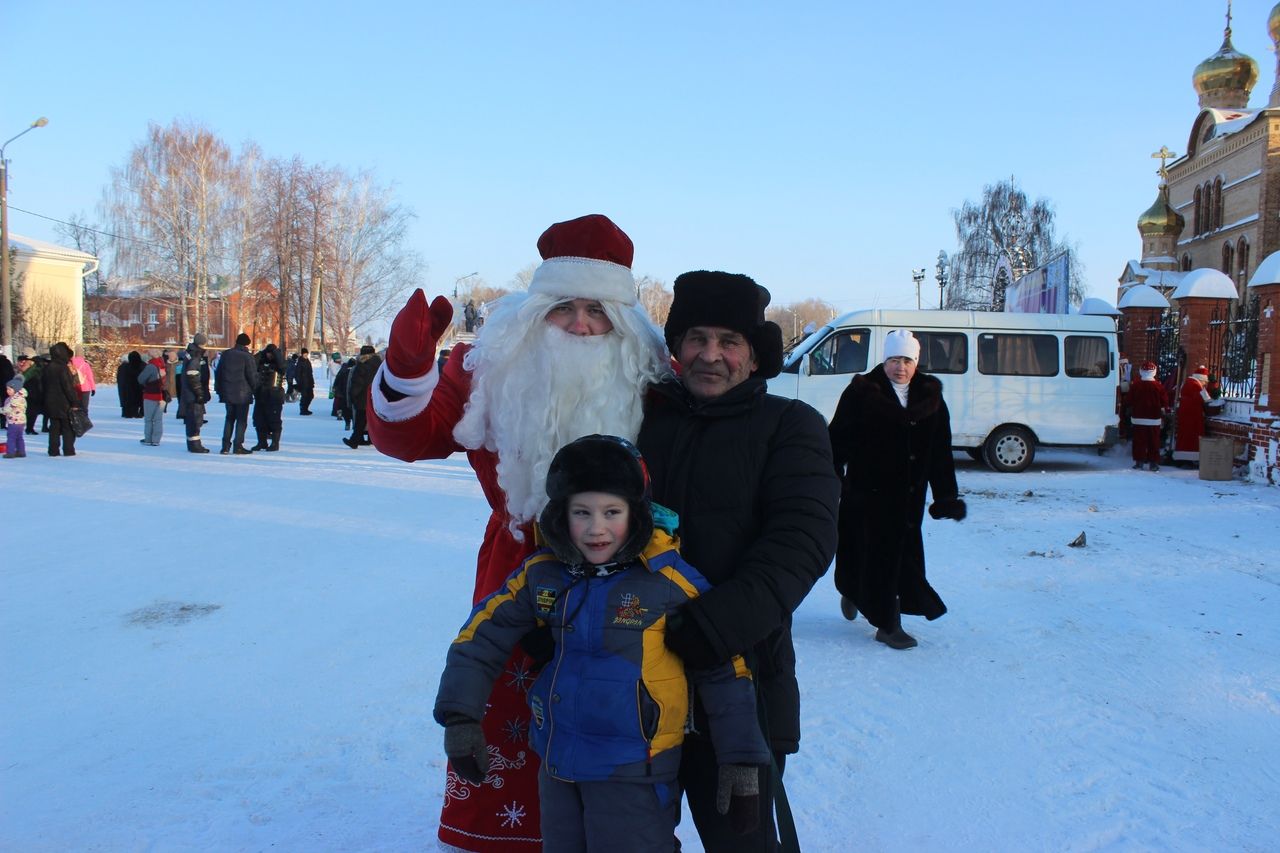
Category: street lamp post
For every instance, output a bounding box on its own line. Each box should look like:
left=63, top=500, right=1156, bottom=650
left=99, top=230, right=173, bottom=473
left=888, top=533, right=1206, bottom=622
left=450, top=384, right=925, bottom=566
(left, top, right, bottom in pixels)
left=1, top=117, right=49, bottom=358
left=453, top=271, right=479, bottom=299
left=936, top=250, right=949, bottom=310
left=912, top=268, right=926, bottom=310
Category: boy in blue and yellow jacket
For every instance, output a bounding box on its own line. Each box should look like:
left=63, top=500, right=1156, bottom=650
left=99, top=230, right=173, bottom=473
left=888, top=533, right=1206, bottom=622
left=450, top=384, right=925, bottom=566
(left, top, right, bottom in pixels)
left=434, top=434, right=769, bottom=851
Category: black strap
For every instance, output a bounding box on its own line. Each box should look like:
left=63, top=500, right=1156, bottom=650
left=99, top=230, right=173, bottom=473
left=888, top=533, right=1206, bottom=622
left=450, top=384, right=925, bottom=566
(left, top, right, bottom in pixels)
left=754, top=680, right=801, bottom=853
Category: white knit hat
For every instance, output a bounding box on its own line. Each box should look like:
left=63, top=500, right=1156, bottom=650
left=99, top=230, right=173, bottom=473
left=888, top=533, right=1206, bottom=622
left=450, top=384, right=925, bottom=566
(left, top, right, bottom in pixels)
left=883, top=329, right=920, bottom=362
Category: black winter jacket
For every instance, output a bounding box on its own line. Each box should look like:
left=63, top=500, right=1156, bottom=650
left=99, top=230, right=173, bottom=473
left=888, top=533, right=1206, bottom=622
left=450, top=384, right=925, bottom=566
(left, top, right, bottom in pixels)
left=295, top=356, right=314, bottom=391
left=215, top=345, right=258, bottom=405
left=180, top=347, right=211, bottom=408
left=827, top=364, right=960, bottom=628
left=637, top=376, right=839, bottom=753
left=347, top=353, right=381, bottom=411
left=43, top=344, right=80, bottom=418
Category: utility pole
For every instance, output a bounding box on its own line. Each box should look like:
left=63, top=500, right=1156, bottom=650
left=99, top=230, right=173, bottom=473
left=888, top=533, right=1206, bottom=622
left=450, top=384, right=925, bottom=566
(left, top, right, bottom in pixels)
left=912, top=268, right=926, bottom=310
left=1, top=117, right=49, bottom=357
left=936, top=250, right=949, bottom=309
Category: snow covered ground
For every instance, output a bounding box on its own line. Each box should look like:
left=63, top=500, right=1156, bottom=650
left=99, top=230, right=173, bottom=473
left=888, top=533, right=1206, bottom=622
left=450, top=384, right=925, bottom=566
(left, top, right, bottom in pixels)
left=3, top=397, right=1278, bottom=852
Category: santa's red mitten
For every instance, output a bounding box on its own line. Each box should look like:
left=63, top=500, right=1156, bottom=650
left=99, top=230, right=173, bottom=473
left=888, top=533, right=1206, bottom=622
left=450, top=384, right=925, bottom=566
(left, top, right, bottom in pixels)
left=385, top=290, right=453, bottom=379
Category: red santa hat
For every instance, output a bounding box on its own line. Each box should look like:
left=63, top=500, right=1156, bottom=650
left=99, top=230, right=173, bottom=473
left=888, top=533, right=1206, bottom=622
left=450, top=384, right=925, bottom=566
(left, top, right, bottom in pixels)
left=527, top=214, right=637, bottom=306
left=1139, top=361, right=1157, bottom=380
left=1190, top=364, right=1209, bottom=382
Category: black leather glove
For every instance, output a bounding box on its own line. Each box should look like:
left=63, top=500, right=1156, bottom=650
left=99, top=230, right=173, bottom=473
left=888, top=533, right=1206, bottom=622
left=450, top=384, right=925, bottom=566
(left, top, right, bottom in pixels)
left=663, top=608, right=721, bottom=670
left=928, top=498, right=967, bottom=521
left=443, top=716, right=489, bottom=784
left=716, top=764, right=760, bottom=835
left=518, top=625, right=555, bottom=668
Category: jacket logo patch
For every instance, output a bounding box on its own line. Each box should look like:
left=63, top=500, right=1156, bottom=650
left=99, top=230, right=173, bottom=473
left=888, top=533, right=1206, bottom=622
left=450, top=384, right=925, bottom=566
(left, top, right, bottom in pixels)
left=613, top=593, right=646, bottom=626
left=535, top=587, right=558, bottom=615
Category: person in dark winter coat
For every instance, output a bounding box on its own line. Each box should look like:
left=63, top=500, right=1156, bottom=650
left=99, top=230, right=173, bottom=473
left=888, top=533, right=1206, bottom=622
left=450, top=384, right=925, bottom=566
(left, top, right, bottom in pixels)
left=828, top=329, right=967, bottom=651
left=332, top=357, right=354, bottom=429
left=436, top=435, right=770, bottom=849
left=637, top=271, right=840, bottom=851
left=180, top=335, right=213, bottom=453
left=42, top=342, right=82, bottom=457
left=295, top=348, right=315, bottom=415
left=251, top=343, right=287, bottom=451
left=118, top=351, right=146, bottom=418
left=342, top=345, right=381, bottom=448
left=215, top=333, right=259, bottom=454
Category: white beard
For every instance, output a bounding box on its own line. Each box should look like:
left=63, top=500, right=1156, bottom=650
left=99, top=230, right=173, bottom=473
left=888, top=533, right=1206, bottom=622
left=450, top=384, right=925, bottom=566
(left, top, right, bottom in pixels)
left=454, top=319, right=664, bottom=530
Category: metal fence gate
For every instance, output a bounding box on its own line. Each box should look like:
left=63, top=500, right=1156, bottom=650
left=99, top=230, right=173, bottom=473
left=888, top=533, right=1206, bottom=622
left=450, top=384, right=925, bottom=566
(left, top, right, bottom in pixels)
left=1209, top=295, right=1260, bottom=402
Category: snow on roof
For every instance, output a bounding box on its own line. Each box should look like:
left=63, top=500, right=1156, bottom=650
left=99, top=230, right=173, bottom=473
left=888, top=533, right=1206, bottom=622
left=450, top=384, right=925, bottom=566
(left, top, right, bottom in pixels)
left=1171, top=268, right=1237, bottom=300
left=1248, top=250, right=1280, bottom=286
left=9, top=232, right=97, bottom=263
left=1117, top=284, right=1170, bottom=309
left=1119, top=261, right=1186, bottom=289
left=1078, top=297, right=1119, bottom=316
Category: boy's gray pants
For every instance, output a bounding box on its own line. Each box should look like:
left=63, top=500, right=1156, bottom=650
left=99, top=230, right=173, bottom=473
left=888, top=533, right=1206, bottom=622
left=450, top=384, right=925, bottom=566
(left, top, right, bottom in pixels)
left=538, top=767, right=678, bottom=852
left=143, top=399, right=164, bottom=444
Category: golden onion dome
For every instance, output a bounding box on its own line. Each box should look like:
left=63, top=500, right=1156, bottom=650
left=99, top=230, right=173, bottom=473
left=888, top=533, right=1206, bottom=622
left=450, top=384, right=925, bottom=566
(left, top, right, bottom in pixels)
left=1270, top=3, right=1280, bottom=45
left=1137, top=185, right=1185, bottom=238
left=1193, top=30, right=1259, bottom=108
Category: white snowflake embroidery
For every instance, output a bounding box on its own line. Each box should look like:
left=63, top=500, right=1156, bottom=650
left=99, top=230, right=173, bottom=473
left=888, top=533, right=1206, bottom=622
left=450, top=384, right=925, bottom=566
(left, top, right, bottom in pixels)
left=506, top=660, right=535, bottom=693
left=442, top=747, right=528, bottom=804
left=497, top=800, right=526, bottom=828
left=502, top=717, right=528, bottom=743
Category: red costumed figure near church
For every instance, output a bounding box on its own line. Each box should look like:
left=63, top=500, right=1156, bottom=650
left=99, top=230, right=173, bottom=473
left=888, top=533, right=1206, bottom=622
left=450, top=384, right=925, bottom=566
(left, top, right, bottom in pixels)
left=1173, top=364, right=1223, bottom=465
left=1129, top=360, right=1169, bottom=471
left=367, top=214, right=671, bottom=851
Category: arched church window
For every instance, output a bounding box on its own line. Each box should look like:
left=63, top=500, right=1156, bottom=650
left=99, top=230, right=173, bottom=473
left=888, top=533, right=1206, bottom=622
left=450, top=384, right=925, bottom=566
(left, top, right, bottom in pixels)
left=1181, top=253, right=1192, bottom=271
left=1194, top=186, right=1202, bottom=235
left=1222, top=241, right=1234, bottom=277
left=1237, top=237, right=1250, bottom=299
left=1213, top=177, right=1224, bottom=230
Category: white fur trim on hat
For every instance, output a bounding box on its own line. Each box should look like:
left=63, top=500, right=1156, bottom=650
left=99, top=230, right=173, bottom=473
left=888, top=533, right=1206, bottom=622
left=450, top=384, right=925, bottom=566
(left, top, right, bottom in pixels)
left=528, top=257, right=636, bottom=306
left=883, top=329, right=920, bottom=362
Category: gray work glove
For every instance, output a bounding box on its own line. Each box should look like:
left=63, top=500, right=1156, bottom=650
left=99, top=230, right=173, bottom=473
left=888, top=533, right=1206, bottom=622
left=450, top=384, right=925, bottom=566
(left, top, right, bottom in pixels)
left=716, top=764, right=760, bottom=835
left=443, top=716, right=489, bottom=784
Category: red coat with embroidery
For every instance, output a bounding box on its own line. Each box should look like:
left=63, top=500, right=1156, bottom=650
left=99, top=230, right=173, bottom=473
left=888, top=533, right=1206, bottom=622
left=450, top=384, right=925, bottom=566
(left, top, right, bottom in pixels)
left=366, top=341, right=542, bottom=852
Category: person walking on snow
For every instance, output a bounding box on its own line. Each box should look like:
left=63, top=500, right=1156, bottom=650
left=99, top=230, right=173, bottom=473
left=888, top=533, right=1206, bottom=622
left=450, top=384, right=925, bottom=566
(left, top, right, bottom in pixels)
left=827, top=329, right=966, bottom=651
left=2, top=377, right=27, bottom=458
left=368, top=214, right=670, bottom=852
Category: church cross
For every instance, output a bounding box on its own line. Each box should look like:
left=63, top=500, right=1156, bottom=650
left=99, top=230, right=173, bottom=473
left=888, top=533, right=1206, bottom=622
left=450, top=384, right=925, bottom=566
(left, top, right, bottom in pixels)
left=1151, top=146, right=1177, bottom=182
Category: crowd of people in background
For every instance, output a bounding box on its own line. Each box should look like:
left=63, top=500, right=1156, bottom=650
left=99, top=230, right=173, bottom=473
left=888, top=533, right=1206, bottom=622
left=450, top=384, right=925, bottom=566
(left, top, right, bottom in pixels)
left=0, top=335, right=390, bottom=459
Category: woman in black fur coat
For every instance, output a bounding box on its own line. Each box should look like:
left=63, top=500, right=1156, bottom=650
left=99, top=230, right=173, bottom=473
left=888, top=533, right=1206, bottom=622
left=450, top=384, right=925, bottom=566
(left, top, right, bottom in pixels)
left=828, top=329, right=967, bottom=649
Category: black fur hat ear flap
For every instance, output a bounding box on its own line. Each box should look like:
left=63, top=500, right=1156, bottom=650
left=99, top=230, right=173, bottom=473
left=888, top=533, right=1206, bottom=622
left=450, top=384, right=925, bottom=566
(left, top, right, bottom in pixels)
left=538, top=435, right=654, bottom=566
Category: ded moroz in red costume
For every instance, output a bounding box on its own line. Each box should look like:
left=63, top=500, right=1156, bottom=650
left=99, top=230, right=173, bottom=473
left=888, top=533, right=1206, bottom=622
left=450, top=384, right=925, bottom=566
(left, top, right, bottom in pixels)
left=367, top=214, right=670, bottom=852
left=1173, top=365, right=1221, bottom=463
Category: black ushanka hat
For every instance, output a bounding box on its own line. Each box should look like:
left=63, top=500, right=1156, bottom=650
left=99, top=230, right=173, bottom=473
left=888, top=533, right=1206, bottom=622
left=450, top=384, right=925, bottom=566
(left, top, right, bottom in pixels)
left=664, top=270, right=784, bottom=379
left=538, top=434, right=654, bottom=568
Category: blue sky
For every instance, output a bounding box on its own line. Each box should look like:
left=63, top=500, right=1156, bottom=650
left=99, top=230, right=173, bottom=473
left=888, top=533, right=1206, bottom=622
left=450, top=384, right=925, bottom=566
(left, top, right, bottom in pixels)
left=5, top=1, right=1275, bottom=315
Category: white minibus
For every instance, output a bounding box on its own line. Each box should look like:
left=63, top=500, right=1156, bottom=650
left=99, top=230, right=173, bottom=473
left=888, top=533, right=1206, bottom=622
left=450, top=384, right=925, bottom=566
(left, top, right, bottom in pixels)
left=767, top=309, right=1120, bottom=472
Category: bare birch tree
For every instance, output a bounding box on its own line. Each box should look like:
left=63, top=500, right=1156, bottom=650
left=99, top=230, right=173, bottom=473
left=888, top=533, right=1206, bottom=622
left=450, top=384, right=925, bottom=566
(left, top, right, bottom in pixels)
left=103, top=121, right=234, bottom=341
left=636, top=275, right=673, bottom=326
left=946, top=178, right=1084, bottom=311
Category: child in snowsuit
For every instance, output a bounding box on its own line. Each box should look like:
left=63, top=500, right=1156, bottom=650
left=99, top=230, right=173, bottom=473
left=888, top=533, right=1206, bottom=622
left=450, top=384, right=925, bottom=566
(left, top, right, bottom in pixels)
left=2, top=378, right=28, bottom=458
left=434, top=434, right=769, bottom=852
left=1129, top=361, right=1169, bottom=471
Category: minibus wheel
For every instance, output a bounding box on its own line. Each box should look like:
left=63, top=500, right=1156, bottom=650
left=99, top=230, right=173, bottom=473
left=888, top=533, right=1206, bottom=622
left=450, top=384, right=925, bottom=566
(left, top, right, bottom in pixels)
left=984, top=426, right=1035, bottom=473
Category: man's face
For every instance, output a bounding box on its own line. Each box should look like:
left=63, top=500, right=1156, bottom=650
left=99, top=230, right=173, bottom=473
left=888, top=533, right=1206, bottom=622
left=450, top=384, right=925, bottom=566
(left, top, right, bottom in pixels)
left=568, top=491, right=631, bottom=564
left=544, top=299, right=613, bottom=337
left=884, top=356, right=917, bottom=384
left=18, top=358, right=31, bottom=370
left=677, top=325, right=757, bottom=401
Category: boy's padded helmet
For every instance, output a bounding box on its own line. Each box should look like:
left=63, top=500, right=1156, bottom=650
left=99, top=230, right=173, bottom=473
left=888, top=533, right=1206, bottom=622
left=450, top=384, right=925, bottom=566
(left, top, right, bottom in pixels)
left=538, top=434, right=654, bottom=567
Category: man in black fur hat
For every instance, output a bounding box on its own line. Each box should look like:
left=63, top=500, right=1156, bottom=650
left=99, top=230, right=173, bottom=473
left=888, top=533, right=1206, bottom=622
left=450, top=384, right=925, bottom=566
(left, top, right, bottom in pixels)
left=637, top=271, right=840, bottom=851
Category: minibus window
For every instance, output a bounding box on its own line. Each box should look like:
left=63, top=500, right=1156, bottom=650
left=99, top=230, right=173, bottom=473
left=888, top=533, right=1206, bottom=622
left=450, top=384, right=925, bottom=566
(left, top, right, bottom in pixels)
left=978, top=333, right=1059, bottom=376
left=1065, top=336, right=1111, bottom=378
left=913, top=332, right=967, bottom=374
left=809, top=329, right=869, bottom=375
